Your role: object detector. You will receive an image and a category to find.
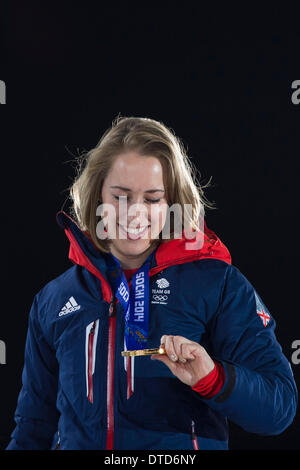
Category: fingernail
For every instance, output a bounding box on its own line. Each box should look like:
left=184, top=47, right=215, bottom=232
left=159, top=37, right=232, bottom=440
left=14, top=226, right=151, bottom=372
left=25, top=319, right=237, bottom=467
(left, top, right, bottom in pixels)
left=179, top=358, right=186, bottom=363
left=170, top=354, right=177, bottom=361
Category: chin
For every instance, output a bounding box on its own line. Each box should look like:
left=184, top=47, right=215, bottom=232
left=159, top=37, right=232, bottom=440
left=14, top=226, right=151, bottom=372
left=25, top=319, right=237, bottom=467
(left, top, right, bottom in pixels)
left=115, top=239, right=151, bottom=254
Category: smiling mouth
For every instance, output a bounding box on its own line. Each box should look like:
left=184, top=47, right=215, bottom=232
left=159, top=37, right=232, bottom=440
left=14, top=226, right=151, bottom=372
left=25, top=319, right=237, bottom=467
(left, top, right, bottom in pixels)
left=118, top=223, right=150, bottom=239
left=119, top=224, right=149, bottom=234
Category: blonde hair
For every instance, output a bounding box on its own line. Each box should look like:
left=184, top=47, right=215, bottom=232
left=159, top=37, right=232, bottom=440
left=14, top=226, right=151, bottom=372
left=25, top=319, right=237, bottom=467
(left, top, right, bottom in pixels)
left=68, top=115, right=215, bottom=253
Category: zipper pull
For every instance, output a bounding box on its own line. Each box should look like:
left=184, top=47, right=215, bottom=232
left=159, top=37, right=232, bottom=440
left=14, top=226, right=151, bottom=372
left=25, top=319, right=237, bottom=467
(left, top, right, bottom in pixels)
left=109, top=295, right=115, bottom=317
left=90, top=321, right=96, bottom=335
left=191, top=420, right=199, bottom=450
left=191, top=420, right=196, bottom=439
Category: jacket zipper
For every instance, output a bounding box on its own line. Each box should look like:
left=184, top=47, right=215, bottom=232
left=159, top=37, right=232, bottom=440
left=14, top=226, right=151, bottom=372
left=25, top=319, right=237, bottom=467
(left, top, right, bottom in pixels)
left=87, top=321, right=96, bottom=403
left=191, top=420, right=199, bottom=450
left=106, top=295, right=116, bottom=450
left=86, top=319, right=99, bottom=404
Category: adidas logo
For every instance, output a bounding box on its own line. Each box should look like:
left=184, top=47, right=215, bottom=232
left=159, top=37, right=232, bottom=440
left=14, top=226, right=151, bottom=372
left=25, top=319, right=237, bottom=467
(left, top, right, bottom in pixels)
left=58, top=296, right=81, bottom=316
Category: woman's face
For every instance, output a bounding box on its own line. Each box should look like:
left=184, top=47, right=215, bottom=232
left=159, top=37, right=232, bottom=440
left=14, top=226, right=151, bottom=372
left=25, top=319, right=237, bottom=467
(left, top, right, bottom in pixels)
left=101, top=151, right=168, bottom=265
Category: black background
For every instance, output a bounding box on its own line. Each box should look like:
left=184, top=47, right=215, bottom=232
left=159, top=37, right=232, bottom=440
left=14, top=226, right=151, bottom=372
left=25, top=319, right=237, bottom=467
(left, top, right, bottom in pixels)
left=0, top=2, right=299, bottom=450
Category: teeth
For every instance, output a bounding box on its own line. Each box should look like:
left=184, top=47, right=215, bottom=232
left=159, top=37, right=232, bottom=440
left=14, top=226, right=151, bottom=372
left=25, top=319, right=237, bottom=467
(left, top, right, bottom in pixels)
left=121, top=225, right=148, bottom=234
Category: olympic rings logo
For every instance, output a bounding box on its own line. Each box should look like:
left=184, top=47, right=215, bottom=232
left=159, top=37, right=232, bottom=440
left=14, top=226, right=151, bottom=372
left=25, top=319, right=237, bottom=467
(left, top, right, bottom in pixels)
left=152, top=295, right=168, bottom=301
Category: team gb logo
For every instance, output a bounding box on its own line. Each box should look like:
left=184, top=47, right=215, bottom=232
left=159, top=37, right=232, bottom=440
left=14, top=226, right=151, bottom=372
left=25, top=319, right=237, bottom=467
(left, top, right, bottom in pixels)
left=156, top=278, right=170, bottom=288
left=151, top=278, right=170, bottom=305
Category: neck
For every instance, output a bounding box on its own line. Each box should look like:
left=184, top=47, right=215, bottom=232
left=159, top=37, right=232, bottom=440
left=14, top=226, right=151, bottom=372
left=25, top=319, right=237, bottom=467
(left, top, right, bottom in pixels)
left=110, top=242, right=159, bottom=270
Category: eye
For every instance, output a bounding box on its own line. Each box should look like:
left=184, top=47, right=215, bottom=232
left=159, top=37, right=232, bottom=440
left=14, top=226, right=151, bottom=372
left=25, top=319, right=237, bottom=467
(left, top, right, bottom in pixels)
left=146, top=199, right=161, bottom=204
left=113, top=195, right=160, bottom=204
left=113, top=195, right=127, bottom=202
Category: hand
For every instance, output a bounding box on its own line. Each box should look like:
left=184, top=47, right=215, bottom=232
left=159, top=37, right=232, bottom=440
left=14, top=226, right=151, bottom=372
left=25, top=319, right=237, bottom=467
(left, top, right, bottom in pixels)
left=151, top=335, right=215, bottom=387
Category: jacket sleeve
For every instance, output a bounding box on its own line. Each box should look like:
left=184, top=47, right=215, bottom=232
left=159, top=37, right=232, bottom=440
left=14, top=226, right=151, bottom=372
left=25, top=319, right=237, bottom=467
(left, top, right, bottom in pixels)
left=6, top=293, right=59, bottom=450
left=200, top=264, right=298, bottom=436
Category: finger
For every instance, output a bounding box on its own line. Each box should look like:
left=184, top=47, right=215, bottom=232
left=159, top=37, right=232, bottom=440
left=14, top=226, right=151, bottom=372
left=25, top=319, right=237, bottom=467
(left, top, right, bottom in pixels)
left=172, top=336, right=187, bottom=363
left=162, top=335, right=178, bottom=362
left=160, top=335, right=167, bottom=346
left=160, top=334, right=172, bottom=347
left=181, top=342, right=198, bottom=360
left=173, top=336, right=197, bottom=363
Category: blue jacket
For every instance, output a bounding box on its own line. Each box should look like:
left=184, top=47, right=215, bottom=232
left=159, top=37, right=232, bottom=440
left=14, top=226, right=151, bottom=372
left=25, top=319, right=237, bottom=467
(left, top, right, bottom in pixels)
left=7, top=211, right=298, bottom=450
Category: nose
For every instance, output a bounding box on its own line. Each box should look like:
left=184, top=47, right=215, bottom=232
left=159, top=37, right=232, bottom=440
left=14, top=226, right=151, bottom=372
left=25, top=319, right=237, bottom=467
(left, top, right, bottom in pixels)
left=119, top=199, right=150, bottom=228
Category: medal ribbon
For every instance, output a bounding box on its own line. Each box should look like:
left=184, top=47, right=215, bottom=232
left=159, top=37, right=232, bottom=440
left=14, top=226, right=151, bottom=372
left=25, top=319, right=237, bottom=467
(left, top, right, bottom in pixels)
left=106, top=253, right=151, bottom=351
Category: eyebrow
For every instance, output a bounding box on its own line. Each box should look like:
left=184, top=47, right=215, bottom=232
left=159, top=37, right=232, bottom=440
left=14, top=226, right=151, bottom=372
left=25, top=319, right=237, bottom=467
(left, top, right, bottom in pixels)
left=110, top=185, right=165, bottom=194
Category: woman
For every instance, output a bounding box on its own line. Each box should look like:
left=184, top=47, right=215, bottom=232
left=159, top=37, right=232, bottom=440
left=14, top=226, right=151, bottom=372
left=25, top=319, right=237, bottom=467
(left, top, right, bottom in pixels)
left=7, top=116, right=297, bottom=450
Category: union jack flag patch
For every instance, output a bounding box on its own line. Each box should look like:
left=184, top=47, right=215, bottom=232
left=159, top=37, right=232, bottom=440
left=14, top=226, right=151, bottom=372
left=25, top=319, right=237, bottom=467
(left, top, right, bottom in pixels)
left=254, top=291, right=271, bottom=327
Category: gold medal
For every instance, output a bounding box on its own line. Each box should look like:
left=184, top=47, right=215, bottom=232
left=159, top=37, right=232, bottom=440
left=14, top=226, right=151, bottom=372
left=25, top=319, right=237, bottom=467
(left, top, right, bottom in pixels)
left=121, top=346, right=166, bottom=357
